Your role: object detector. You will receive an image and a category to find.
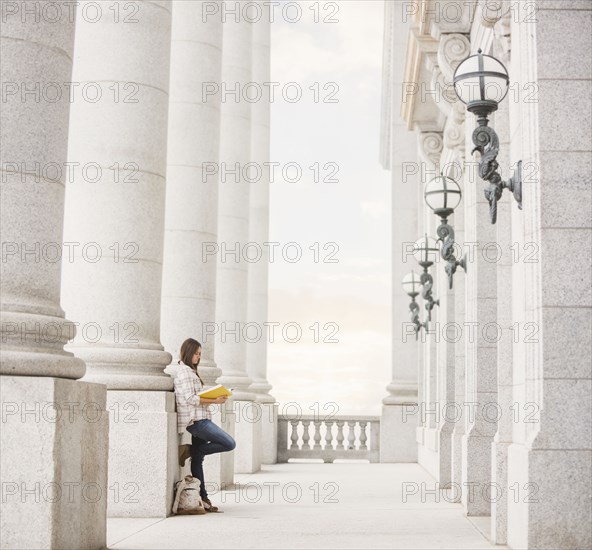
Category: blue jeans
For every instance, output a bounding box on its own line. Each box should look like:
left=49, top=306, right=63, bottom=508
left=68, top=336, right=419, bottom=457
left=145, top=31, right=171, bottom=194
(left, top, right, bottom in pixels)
left=186, top=419, right=236, bottom=499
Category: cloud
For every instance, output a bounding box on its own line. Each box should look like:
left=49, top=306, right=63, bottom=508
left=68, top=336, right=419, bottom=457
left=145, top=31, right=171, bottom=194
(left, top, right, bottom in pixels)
left=360, top=200, right=388, bottom=219
left=268, top=1, right=391, bottom=416
left=271, top=1, right=386, bottom=83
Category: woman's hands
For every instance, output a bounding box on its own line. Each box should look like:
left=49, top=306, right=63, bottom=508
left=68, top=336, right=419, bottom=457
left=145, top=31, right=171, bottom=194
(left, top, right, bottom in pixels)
left=199, top=395, right=228, bottom=405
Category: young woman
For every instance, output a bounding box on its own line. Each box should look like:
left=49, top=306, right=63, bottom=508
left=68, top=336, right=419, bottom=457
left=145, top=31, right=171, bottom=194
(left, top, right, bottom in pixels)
left=173, top=338, right=236, bottom=512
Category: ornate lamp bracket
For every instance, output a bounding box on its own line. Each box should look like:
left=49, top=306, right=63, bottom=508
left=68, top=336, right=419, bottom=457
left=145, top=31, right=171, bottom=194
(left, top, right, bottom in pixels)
left=434, top=208, right=467, bottom=290
left=419, top=264, right=440, bottom=323
left=408, top=297, right=426, bottom=341
left=470, top=111, right=523, bottom=224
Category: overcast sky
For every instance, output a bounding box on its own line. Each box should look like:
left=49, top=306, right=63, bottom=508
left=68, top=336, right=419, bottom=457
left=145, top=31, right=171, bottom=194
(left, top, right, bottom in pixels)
left=267, top=1, right=391, bottom=417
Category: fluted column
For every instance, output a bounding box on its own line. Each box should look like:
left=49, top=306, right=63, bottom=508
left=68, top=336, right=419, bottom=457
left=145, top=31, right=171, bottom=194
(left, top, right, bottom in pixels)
left=247, top=12, right=277, bottom=464
left=216, top=17, right=254, bottom=398
left=161, top=0, right=234, bottom=487
left=1, top=2, right=107, bottom=547
left=1, top=3, right=83, bottom=381
left=380, top=0, right=419, bottom=462
left=62, top=0, right=175, bottom=517
left=63, top=0, right=172, bottom=390
left=161, top=0, right=223, bottom=386
left=216, top=13, right=260, bottom=473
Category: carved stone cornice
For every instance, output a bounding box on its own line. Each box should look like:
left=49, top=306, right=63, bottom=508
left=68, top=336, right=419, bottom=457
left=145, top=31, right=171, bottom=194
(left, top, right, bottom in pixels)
left=428, top=0, right=472, bottom=37
left=401, top=27, right=441, bottom=130
left=415, top=0, right=432, bottom=36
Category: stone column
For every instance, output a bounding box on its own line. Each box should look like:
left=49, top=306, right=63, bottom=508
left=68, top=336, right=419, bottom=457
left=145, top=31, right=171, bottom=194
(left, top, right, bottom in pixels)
left=432, top=21, right=471, bottom=511
left=436, top=259, right=454, bottom=487
left=461, top=74, right=498, bottom=517
left=62, top=0, right=176, bottom=517
left=450, top=151, right=466, bottom=499
left=0, top=1, right=108, bottom=547
left=433, top=33, right=470, bottom=491
left=216, top=14, right=260, bottom=473
left=161, top=0, right=233, bottom=488
left=162, top=0, right=222, bottom=386
left=490, top=27, right=512, bottom=544
left=247, top=12, right=277, bottom=465
left=416, top=131, right=443, bottom=478
left=415, top=138, right=427, bottom=461
left=506, top=3, right=591, bottom=548
left=380, top=1, right=419, bottom=463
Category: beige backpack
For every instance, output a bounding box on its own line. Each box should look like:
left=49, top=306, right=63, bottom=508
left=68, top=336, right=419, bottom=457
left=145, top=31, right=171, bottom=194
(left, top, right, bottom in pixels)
left=172, top=475, right=206, bottom=515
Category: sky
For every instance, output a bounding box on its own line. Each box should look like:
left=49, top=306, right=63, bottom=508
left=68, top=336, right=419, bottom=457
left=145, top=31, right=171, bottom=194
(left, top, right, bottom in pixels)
left=267, top=1, right=392, bottom=417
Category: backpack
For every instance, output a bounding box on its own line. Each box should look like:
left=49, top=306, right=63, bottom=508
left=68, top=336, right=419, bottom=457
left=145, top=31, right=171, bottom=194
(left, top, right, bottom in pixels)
left=172, top=475, right=206, bottom=515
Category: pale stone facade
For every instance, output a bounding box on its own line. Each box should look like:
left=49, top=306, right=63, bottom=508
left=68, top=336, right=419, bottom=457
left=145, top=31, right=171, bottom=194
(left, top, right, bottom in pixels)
left=2, top=0, right=590, bottom=549
left=381, top=1, right=591, bottom=548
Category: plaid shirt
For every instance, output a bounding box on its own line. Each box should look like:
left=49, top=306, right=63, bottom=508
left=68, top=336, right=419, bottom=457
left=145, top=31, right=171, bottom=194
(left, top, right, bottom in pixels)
left=173, top=363, right=212, bottom=433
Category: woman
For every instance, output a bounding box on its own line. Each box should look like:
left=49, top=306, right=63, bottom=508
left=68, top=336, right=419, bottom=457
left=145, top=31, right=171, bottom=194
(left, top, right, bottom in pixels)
left=173, top=338, right=236, bottom=512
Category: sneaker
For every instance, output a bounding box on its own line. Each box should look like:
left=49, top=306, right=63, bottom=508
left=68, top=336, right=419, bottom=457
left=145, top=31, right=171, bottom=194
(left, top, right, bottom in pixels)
left=202, top=498, right=222, bottom=513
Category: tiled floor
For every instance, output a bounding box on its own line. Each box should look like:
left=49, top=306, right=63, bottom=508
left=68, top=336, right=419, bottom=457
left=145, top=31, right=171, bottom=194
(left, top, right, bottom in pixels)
left=107, top=463, right=503, bottom=549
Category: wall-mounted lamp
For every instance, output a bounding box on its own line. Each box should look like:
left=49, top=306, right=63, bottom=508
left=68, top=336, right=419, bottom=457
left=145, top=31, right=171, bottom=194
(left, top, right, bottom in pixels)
left=402, top=270, right=424, bottom=339
left=412, top=234, right=440, bottom=322
left=453, top=48, right=522, bottom=224
left=424, top=174, right=467, bottom=290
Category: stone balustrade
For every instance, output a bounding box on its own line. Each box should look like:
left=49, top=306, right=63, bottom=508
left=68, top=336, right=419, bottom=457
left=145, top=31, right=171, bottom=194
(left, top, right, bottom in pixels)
left=277, top=415, right=380, bottom=463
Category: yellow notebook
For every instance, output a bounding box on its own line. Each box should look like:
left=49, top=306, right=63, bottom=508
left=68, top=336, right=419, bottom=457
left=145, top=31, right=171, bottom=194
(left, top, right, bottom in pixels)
left=197, top=384, right=233, bottom=399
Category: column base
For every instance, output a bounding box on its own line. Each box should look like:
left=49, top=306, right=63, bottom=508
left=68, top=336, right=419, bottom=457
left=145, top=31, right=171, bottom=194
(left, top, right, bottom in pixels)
left=417, top=428, right=439, bottom=478
left=437, top=422, right=454, bottom=486
left=260, top=402, right=278, bottom=464
left=380, top=404, right=418, bottom=462
left=450, top=426, right=465, bottom=501
left=233, top=400, right=262, bottom=474
left=461, top=431, right=493, bottom=516
left=491, top=439, right=509, bottom=545
left=0, top=376, right=108, bottom=550
left=106, top=391, right=177, bottom=517
left=507, top=443, right=592, bottom=550
left=203, top=403, right=236, bottom=489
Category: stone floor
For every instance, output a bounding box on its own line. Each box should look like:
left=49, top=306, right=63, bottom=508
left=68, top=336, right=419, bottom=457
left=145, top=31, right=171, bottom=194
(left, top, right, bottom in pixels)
left=107, top=463, right=503, bottom=549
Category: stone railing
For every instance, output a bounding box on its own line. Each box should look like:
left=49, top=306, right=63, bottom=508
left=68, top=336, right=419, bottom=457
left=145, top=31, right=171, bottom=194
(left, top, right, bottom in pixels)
left=277, top=415, right=380, bottom=463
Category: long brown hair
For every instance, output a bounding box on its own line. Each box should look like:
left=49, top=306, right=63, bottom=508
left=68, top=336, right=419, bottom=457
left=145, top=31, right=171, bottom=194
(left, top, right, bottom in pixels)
left=179, top=338, right=204, bottom=386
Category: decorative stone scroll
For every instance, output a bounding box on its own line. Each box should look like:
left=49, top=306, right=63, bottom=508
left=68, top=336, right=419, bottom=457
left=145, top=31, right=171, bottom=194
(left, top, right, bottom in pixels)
left=437, top=33, right=471, bottom=83
left=418, top=131, right=444, bottom=166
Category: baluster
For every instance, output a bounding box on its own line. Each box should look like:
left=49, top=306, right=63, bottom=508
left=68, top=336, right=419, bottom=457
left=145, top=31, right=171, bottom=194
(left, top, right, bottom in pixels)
left=359, top=421, right=368, bottom=450
left=289, top=420, right=299, bottom=450
left=301, top=420, right=311, bottom=450
left=336, top=420, right=345, bottom=450
left=347, top=421, right=356, bottom=450
left=324, top=421, right=334, bottom=450
left=313, top=421, right=322, bottom=450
